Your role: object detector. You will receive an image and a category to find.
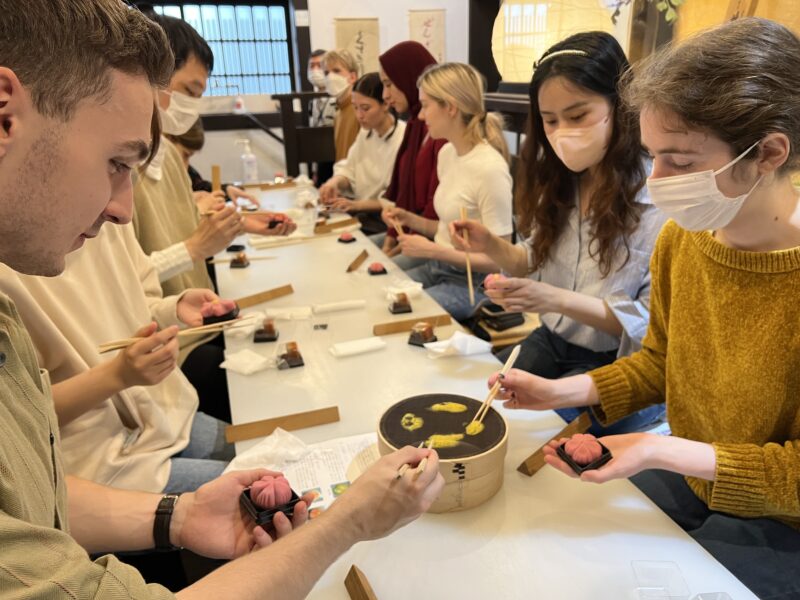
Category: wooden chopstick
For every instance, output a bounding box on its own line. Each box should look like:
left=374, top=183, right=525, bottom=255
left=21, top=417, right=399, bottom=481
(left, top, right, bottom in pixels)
left=98, top=318, right=252, bottom=354
left=412, top=439, right=434, bottom=480
left=470, top=344, right=521, bottom=426
left=392, top=218, right=404, bottom=237
left=460, top=207, right=475, bottom=306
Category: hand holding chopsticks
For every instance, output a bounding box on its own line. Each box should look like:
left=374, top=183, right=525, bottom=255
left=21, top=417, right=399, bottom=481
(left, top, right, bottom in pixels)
left=98, top=317, right=253, bottom=354
left=469, top=344, right=521, bottom=428
left=395, top=440, right=434, bottom=480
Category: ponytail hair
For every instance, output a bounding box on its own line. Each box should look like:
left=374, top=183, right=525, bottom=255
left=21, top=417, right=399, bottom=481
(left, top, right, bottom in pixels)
left=418, top=62, right=509, bottom=163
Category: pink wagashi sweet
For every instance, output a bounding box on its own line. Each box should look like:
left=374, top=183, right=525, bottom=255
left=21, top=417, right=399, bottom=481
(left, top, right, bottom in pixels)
left=564, top=433, right=603, bottom=466
left=483, top=273, right=507, bottom=290
left=250, top=475, right=293, bottom=509
left=368, top=262, right=387, bottom=275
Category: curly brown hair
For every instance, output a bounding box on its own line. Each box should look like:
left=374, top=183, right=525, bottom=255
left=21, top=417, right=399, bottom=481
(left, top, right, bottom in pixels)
left=516, top=31, right=646, bottom=277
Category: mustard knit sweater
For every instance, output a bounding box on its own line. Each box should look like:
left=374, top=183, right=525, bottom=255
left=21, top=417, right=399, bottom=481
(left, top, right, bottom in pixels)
left=590, top=220, right=800, bottom=526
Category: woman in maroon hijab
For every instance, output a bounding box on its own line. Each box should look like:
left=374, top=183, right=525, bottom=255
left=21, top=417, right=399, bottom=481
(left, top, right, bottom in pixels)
left=377, top=41, right=447, bottom=269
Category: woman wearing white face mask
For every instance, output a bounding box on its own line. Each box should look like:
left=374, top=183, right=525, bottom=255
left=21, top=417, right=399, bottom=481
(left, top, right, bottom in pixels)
left=323, top=49, right=360, bottom=161
left=484, top=18, right=800, bottom=598
left=451, top=32, right=667, bottom=436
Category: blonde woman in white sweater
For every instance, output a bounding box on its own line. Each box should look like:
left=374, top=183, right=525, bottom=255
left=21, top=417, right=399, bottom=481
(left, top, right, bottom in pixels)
left=0, top=223, right=235, bottom=493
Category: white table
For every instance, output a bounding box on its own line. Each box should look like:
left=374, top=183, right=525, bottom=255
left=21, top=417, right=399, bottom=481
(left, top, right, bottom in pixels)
left=214, top=188, right=755, bottom=600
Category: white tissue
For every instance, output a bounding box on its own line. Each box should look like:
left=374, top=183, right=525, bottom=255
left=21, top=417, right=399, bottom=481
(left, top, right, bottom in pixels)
left=312, top=300, right=367, bottom=314
left=223, top=428, right=309, bottom=473
left=295, top=188, right=318, bottom=208
left=220, top=349, right=274, bottom=374
left=424, top=330, right=493, bottom=358
left=384, top=279, right=424, bottom=301
left=329, top=336, right=387, bottom=358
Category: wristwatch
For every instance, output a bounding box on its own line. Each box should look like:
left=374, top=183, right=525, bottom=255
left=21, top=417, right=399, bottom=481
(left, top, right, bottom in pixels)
left=154, top=493, right=182, bottom=551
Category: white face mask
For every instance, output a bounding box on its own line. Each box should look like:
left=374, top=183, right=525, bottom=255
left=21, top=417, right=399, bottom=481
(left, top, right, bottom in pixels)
left=145, top=138, right=167, bottom=181
left=647, top=140, right=763, bottom=231
left=159, top=90, right=202, bottom=136
left=307, top=67, right=326, bottom=90
left=546, top=115, right=610, bottom=172
left=325, top=72, right=350, bottom=98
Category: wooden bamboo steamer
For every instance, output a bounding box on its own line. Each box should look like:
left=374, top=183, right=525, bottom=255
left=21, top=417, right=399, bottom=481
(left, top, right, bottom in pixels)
left=378, top=393, right=508, bottom=513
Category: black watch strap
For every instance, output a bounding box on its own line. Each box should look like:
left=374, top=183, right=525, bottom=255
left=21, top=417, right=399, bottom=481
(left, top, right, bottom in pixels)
left=154, top=493, right=182, bottom=551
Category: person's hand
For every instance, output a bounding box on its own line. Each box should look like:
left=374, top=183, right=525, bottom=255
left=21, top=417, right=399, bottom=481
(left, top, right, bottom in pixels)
left=193, top=191, right=226, bottom=213
left=319, top=179, right=340, bottom=205
left=397, top=233, right=439, bottom=259
left=542, top=433, right=659, bottom=483
left=326, top=446, right=444, bottom=542
left=382, top=206, right=411, bottom=231
left=177, top=289, right=237, bottom=327
left=110, top=322, right=179, bottom=388
left=449, top=219, right=496, bottom=254
left=485, top=277, right=564, bottom=314
left=330, top=198, right=369, bottom=213
left=487, top=368, right=562, bottom=411
left=242, top=212, right=297, bottom=236
left=226, top=185, right=260, bottom=209
left=382, top=235, right=401, bottom=258
left=172, top=469, right=314, bottom=558
left=185, top=205, right=243, bottom=261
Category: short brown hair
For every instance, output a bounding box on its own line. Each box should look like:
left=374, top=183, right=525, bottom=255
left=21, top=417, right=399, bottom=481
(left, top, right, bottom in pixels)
left=622, top=17, right=800, bottom=174
left=0, top=0, right=174, bottom=120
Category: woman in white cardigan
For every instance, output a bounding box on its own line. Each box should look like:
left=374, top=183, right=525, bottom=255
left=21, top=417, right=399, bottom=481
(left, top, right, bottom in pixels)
left=319, top=72, right=406, bottom=234
left=0, top=223, right=235, bottom=493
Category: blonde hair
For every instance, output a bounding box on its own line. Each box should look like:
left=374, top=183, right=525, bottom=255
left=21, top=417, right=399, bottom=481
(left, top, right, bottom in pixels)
left=418, top=62, right=509, bottom=163
left=323, top=49, right=360, bottom=76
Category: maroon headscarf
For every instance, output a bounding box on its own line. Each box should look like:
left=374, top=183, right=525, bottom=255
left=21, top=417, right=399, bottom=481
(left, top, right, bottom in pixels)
left=379, top=41, right=444, bottom=234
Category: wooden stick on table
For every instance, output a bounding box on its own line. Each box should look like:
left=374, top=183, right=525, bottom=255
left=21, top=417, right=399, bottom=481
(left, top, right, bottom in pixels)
left=224, top=406, right=340, bottom=444
left=460, top=207, right=476, bottom=306
left=315, top=217, right=360, bottom=234
left=517, top=412, right=592, bottom=477
left=344, top=564, right=379, bottom=600
left=211, top=165, right=222, bottom=193
left=235, top=284, right=294, bottom=309
left=346, top=249, right=369, bottom=273
left=372, top=314, right=452, bottom=336
left=470, top=344, right=521, bottom=428
left=208, top=255, right=277, bottom=264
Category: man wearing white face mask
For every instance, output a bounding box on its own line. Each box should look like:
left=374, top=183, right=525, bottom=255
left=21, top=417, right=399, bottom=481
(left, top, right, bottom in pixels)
left=307, top=49, right=337, bottom=185
left=323, top=49, right=361, bottom=160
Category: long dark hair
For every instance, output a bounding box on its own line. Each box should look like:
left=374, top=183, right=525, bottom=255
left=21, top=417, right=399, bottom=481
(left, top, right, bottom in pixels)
left=517, top=31, right=646, bottom=277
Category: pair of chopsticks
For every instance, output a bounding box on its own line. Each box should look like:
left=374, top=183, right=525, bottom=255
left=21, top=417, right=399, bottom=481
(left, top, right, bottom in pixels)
left=470, top=344, right=521, bottom=427
left=396, top=440, right=433, bottom=480
left=459, top=207, right=476, bottom=306
left=208, top=255, right=277, bottom=264
left=97, top=318, right=253, bottom=354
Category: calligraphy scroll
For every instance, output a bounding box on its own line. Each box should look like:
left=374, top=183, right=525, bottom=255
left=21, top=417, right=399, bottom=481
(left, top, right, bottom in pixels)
left=409, top=9, right=446, bottom=62
left=334, top=18, right=380, bottom=74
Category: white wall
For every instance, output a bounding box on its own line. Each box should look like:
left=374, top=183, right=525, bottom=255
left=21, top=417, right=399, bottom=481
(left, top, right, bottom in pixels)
left=307, top=0, right=469, bottom=63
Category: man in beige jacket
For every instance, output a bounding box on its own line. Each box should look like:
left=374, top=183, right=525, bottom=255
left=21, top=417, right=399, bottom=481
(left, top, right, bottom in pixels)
left=0, top=1, right=443, bottom=597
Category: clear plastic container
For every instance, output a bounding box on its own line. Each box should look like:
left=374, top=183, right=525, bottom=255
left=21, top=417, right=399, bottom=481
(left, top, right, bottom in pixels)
left=632, top=561, right=690, bottom=600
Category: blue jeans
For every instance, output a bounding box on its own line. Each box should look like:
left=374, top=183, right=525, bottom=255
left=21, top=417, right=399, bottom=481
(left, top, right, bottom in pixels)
left=406, top=259, right=488, bottom=322
left=163, top=411, right=235, bottom=493
left=367, top=233, right=428, bottom=271
left=498, top=325, right=666, bottom=435
left=632, top=469, right=800, bottom=599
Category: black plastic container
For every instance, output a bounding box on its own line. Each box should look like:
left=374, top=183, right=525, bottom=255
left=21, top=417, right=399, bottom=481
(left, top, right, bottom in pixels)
left=240, top=488, right=301, bottom=533
left=202, top=303, right=240, bottom=325
left=226, top=244, right=246, bottom=252
left=556, top=441, right=613, bottom=475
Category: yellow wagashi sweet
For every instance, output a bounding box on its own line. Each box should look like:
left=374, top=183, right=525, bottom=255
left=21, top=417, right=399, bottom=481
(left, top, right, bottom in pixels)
left=429, top=402, right=467, bottom=413
left=465, top=421, right=485, bottom=436
left=426, top=433, right=464, bottom=448
left=401, top=413, right=424, bottom=432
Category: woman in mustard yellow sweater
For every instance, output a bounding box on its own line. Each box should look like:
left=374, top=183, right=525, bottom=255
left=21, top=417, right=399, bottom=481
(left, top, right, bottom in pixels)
left=480, top=17, right=800, bottom=598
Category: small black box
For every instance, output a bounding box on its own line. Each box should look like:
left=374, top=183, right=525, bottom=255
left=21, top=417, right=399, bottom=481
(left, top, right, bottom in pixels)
left=202, top=303, right=240, bottom=326
left=556, top=441, right=613, bottom=475
left=240, top=488, right=301, bottom=533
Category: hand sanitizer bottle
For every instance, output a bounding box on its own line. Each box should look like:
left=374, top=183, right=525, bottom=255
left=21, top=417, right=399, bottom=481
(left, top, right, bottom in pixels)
left=236, top=139, right=259, bottom=183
